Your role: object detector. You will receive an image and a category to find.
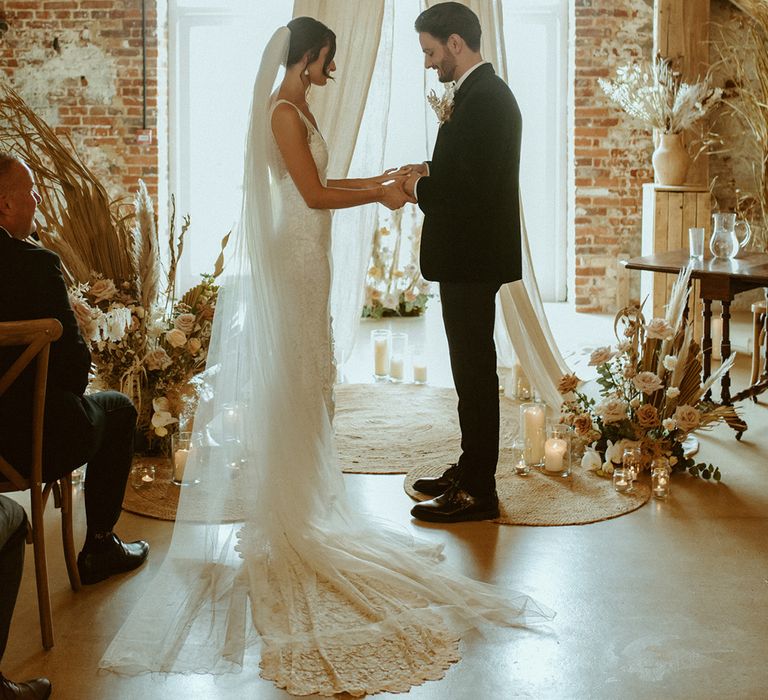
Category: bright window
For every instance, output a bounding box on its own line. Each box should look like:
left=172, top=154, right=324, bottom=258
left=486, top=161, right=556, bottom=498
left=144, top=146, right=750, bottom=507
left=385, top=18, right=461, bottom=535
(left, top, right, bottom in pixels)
left=168, top=1, right=568, bottom=300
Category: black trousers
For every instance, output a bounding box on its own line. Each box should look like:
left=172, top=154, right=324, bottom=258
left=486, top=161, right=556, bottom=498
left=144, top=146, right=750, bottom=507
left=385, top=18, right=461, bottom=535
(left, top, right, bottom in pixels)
left=0, top=496, right=26, bottom=662
left=73, top=391, right=137, bottom=534
left=6, top=390, right=137, bottom=536
left=439, top=281, right=501, bottom=497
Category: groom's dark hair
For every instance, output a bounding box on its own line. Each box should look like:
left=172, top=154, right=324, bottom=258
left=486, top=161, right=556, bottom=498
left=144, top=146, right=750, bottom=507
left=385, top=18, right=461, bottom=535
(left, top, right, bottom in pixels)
left=286, top=17, right=337, bottom=78
left=415, top=2, right=482, bottom=52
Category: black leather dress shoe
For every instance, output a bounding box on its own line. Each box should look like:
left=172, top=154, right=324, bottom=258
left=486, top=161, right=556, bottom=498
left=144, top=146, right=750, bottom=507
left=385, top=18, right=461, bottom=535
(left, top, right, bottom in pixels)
left=77, top=534, right=149, bottom=585
left=410, top=485, right=500, bottom=523
left=412, top=464, right=459, bottom=497
left=0, top=674, right=51, bottom=700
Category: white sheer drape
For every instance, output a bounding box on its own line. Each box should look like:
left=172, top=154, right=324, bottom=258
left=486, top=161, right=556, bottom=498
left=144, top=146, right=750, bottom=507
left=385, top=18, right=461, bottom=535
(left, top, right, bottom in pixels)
left=293, top=0, right=393, bottom=367
left=423, top=0, right=569, bottom=409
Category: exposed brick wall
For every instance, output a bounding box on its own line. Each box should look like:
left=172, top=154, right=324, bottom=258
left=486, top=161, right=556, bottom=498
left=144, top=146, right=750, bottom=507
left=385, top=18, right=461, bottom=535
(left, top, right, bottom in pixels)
left=573, top=0, right=654, bottom=312
left=0, top=0, right=158, bottom=204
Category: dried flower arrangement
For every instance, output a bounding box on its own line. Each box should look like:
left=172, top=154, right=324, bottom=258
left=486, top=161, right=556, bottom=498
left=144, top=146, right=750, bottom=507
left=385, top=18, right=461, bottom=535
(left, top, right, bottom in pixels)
left=0, top=84, right=228, bottom=452
left=559, top=264, right=743, bottom=481
left=598, top=53, right=723, bottom=135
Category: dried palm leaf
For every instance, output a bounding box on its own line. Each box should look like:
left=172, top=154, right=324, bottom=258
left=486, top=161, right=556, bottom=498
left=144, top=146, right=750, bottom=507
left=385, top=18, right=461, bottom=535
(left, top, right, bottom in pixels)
left=0, top=83, right=137, bottom=284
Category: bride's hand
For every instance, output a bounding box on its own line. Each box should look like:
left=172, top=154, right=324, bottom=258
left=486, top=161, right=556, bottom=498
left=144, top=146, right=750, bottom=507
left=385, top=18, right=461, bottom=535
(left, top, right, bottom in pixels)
left=370, top=168, right=409, bottom=185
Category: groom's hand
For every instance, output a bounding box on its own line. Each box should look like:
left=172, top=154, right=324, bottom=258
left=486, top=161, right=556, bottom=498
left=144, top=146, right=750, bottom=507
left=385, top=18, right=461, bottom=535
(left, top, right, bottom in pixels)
left=381, top=181, right=415, bottom=210
left=403, top=172, right=420, bottom=200
left=393, top=163, right=428, bottom=177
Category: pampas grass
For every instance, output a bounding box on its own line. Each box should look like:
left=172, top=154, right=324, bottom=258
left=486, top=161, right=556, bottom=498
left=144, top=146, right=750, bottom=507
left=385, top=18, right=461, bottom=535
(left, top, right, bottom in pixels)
left=712, top=1, right=768, bottom=250
left=134, top=179, right=159, bottom=316
left=598, top=53, right=723, bottom=135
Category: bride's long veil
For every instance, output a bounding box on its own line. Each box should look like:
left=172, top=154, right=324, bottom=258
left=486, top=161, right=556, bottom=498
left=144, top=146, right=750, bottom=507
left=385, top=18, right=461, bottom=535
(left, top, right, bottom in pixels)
left=101, top=27, right=553, bottom=692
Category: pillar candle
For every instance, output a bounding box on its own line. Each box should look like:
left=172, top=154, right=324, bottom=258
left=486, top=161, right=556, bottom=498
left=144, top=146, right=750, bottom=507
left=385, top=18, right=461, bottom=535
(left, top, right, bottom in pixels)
left=413, top=358, right=427, bottom=383
left=522, top=404, right=545, bottom=463
left=544, top=437, right=567, bottom=472
left=173, top=448, right=189, bottom=483
left=389, top=355, right=405, bottom=380
left=374, top=337, right=389, bottom=376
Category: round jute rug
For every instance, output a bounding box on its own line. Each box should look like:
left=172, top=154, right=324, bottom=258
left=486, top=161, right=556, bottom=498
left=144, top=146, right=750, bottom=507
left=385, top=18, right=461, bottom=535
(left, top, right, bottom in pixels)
left=334, top=383, right=519, bottom=474
left=122, top=457, right=179, bottom=521
left=122, top=457, right=247, bottom=522
left=404, top=457, right=651, bottom=527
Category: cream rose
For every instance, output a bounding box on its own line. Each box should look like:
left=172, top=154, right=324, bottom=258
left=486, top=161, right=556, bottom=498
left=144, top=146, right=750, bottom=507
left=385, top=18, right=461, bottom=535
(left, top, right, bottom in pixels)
left=558, top=373, right=580, bottom=394
left=588, top=346, right=616, bottom=367
left=633, top=371, right=663, bottom=395
left=662, top=354, right=678, bottom=372
left=174, top=313, right=196, bottom=334
left=636, top=403, right=660, bottom=429
left=89, top=278, right=118, bottom=303
left=573, top=413, right=594, bottom=435
left=666, top=386, right=680, bottom=399
left=145, top=348, right=172, bottom=371
left=645, top=318, right=674, bottom=340
left=595, top=397, right=628, bottom=424
left=187, top=337, right=202, bottom=354
left=165, top=328, right=187, bottom=348
left=673, top=404, right=701, bottom=432
left=70, top=297, right=99, bottom=341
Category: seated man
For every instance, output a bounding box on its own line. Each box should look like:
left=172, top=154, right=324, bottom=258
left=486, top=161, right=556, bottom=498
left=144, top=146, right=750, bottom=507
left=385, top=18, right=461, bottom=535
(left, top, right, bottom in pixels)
left=0, top=495, right=51, bottom=699
left=0, top=153, right=148, bottom=584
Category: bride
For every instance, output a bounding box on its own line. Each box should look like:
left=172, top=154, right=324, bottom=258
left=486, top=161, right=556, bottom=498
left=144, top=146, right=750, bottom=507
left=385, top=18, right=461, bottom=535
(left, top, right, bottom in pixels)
left=100, top=17, right=553, bottom=696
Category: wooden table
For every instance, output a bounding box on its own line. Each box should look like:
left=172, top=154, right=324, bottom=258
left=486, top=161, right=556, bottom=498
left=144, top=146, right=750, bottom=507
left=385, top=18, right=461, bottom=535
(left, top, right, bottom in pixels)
left=623, top=250, right=768, bottom=436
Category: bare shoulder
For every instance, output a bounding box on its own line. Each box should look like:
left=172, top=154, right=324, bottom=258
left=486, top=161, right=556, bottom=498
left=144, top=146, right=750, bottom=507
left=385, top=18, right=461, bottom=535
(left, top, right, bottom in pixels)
left=270, top=101, right=307, bottom=136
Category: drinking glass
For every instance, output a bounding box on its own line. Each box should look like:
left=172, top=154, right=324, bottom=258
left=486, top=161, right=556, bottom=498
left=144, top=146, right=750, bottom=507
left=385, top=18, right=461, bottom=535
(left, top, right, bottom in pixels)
left=688, top=227, right=704, bottom=260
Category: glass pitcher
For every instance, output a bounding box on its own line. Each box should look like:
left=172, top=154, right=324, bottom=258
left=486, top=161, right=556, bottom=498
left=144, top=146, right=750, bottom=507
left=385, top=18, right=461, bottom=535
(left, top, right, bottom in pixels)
left=710, top=212, right=751, bottom=260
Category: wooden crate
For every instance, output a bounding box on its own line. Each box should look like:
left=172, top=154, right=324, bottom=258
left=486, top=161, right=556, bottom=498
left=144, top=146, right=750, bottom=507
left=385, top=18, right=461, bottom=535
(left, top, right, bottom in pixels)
left=641, top=184, right=711, bottom=337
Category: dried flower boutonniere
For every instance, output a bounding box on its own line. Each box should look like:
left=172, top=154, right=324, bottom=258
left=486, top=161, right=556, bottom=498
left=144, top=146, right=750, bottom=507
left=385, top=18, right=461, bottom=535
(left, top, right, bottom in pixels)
left=427, top=82, right=456, bottom=125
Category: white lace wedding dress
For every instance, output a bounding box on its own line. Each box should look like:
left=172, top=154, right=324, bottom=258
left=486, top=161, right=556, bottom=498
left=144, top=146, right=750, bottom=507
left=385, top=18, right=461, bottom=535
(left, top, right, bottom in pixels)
left=100, top=28, right=553, bottom=697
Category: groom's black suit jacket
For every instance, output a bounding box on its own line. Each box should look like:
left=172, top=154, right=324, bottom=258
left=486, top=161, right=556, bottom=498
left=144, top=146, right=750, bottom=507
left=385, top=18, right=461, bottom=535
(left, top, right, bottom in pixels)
left=417, top=63, right=522, bottom=284
left=0, top=230, right=97, bottom=475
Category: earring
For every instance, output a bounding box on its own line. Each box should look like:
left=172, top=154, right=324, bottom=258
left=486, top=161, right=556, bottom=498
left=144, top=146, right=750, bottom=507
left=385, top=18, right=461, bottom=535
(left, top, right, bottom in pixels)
left=303, top=67, right=310, bottom=77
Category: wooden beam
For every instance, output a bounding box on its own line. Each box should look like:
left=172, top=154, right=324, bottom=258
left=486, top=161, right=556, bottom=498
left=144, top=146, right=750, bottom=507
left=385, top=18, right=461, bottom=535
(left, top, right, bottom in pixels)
left=654, top=0, right=710, bottom=187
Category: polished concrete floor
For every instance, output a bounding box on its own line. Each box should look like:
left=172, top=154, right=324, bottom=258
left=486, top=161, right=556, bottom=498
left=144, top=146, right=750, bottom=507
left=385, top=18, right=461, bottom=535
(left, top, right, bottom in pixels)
left=3, top=302, right=767, bottom=699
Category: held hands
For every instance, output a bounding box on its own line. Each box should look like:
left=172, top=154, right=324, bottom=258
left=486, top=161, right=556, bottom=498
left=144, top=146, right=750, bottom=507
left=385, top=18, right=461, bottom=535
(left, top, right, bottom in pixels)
left=380, top=179, right=415, bottom=210
left=389, top=163, right=428, bottom=178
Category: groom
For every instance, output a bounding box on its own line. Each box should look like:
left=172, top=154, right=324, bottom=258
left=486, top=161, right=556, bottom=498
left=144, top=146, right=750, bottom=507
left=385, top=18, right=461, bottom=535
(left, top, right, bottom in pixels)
left=404, top=2, right=522, bottom=523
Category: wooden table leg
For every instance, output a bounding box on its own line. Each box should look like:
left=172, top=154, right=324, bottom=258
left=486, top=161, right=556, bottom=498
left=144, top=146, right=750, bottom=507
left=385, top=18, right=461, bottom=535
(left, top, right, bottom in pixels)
left=702, top=298, right=712, bottom=401
left=721, top=300, right=732, bottom=404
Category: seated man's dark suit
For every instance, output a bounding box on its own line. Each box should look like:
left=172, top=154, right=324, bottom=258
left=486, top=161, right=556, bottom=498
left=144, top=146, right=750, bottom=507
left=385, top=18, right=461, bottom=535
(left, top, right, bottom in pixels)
left=0, top=229, right=136, bottom=536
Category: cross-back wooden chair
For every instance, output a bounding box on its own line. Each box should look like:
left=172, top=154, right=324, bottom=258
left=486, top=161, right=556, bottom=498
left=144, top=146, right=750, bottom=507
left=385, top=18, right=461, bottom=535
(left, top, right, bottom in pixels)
left=0, top=318, right=81, bottom=649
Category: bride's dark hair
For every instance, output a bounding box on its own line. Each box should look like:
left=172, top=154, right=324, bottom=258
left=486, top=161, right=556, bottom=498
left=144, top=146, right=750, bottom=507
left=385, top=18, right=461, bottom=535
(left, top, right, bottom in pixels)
left=286, top=17, right=336, bottom=78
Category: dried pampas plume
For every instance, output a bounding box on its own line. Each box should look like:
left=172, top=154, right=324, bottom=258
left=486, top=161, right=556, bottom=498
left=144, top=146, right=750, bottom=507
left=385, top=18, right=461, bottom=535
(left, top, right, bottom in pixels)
left=134, top=179, right=159, bottom=314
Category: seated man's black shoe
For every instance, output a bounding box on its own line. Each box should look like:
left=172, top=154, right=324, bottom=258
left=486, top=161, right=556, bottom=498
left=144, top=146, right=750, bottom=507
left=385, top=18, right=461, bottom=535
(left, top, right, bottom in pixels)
left=0, top=674, right=51, bottom=700
left=77, top=534, right=149, bottom=585
left=410, top=484, right=500, bottom=523
left=412, top=464, right=459, bottom=497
